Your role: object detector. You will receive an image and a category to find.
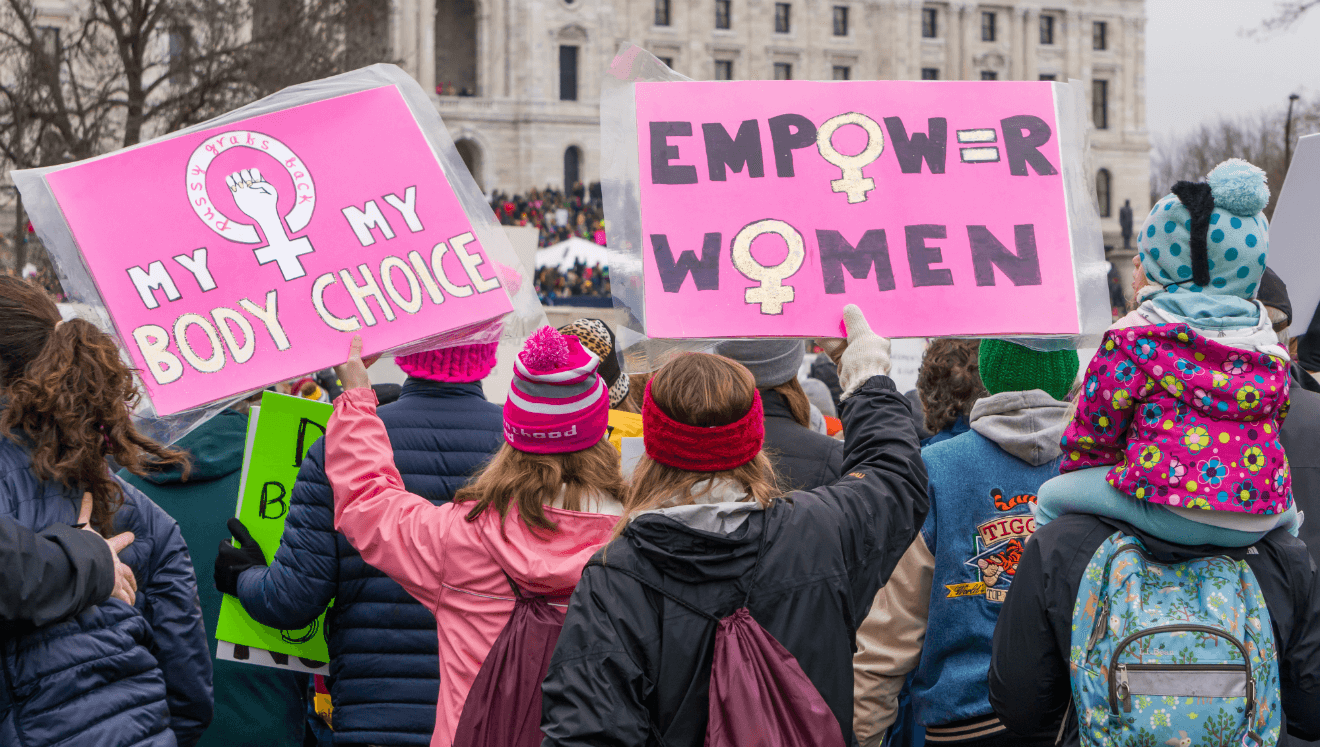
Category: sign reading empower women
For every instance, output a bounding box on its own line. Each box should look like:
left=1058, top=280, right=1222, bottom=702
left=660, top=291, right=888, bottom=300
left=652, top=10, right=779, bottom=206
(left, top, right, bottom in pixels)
left=624, top=75, right=1101, bottom=339
left=27, top=74, right=512, bottom=416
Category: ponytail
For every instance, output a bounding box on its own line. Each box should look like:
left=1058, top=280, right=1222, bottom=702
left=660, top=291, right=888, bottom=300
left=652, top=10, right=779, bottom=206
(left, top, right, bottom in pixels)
left=0, top=277, right=187, bottom=535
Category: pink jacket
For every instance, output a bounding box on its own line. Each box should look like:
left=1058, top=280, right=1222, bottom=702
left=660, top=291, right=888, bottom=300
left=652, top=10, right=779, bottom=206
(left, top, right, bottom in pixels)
left=1060, top=323, right=1292, bottom=515
left=326, top=388, right=620, bottom=747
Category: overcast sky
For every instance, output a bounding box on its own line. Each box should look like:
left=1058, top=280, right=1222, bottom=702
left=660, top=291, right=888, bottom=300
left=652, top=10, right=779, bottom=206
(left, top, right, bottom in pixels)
left=1146, top=0, right=1320, bottom=142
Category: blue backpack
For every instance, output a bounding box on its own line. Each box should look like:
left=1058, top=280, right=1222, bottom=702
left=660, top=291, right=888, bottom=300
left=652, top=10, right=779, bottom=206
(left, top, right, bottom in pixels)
left=1069, top=531, right=1282, bottom=747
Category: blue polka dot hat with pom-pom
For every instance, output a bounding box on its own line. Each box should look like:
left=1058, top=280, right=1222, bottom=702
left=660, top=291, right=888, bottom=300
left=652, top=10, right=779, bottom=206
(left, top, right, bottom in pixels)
left=1138, top=158, right=1270, bottom=299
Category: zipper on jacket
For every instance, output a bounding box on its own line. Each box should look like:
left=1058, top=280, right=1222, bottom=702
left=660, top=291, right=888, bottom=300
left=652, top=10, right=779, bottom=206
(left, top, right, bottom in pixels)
left=1106, top=624, right=1254, bottom=717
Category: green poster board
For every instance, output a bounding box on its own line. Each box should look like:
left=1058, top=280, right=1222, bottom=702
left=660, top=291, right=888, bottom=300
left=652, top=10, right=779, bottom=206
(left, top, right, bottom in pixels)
left=216, top=391, right=333, bottom=663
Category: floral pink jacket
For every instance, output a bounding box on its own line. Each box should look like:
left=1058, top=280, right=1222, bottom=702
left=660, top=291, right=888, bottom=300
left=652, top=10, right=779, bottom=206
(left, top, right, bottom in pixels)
left=1060, top=323, right=1292, bottom=515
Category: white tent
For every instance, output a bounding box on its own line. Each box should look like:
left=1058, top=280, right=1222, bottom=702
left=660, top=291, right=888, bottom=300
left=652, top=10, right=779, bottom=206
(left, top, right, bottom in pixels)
left=536, top=237, right=609, bottom=272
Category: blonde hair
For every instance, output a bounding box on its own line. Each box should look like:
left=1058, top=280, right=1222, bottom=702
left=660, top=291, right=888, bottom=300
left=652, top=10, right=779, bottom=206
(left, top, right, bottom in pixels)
left=454, top=439, right=625, bottom=535
left=614, top=353, right=782, bottom=538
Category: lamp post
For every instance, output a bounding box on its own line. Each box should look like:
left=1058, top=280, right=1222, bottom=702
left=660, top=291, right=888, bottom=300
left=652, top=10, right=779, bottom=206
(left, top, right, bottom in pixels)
left=1285, top=93, right=1301, bottom=169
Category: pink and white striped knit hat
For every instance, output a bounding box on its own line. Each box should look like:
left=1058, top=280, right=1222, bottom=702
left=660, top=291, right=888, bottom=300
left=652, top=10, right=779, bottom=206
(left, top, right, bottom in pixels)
left=503, top=326, right=609, bottom=454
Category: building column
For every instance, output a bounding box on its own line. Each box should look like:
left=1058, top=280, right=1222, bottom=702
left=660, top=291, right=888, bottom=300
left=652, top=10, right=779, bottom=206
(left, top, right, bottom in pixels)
left=950, top=1, right=970, bottom=80
left=1124, top=15, right=1141, bottom=134
left=1021, top=6, right=1037, bottom=80
left=419, top=0, right=436, bottom=94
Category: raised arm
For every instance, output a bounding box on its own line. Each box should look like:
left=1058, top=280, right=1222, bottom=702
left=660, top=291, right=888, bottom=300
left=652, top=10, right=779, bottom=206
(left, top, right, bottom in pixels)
left=326, top=341, right=458, bottom=608
left=809, top=307, right=929, bottom=621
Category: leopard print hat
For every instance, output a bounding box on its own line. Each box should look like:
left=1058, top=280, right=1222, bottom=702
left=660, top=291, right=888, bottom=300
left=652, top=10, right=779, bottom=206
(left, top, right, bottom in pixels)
left=557, top=318, right=629, bottom=408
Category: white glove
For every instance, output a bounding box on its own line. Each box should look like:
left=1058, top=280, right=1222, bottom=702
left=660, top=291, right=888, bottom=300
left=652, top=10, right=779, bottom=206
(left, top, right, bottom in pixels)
left=837, top=305, right=891, bottom=401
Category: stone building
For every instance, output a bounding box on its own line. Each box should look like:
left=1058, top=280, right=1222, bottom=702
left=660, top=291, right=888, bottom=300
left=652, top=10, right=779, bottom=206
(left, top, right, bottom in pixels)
left=381, top=0, right=1148, bottom=249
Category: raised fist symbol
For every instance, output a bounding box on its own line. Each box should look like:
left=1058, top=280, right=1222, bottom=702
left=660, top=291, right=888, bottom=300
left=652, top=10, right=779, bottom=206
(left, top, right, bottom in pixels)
left=225, top=167, right=314, bottom=281
left=227, top=169, right=281, bottom=229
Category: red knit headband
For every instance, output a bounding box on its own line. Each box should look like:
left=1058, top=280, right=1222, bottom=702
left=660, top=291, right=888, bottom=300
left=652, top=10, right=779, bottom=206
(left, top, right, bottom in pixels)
left=642, top=380, right=765, bottom=472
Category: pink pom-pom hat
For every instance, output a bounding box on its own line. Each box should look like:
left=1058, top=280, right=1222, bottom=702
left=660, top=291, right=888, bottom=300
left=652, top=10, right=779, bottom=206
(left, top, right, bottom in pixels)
left=503, top=327, right=608, bottom=454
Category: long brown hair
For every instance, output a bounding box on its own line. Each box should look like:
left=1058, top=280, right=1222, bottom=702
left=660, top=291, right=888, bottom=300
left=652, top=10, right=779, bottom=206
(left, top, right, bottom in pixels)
left=0, top=276, right=188, bottom=535
left=768, top=377, right=811, bottom=428
left=618, top=353, right=781, bottom=536
left=454, top=438, right=625, bottom=534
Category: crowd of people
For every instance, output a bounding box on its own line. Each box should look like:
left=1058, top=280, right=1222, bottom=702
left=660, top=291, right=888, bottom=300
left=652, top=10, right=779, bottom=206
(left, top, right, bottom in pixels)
left=3, top=157, right=1320, bottom=747
left=489, top=184, right=606, bottom=249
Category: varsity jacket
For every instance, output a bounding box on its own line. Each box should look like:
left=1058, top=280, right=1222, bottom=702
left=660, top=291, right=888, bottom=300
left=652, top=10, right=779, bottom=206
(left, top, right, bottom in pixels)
left=853, top=390, right=1069, bottom=745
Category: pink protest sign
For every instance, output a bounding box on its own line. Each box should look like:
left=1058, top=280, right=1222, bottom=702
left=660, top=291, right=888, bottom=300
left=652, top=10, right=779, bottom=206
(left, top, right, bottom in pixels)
left=633, top=80, right=1088, bottom=339
left=42, top=85, right=512, bottom=416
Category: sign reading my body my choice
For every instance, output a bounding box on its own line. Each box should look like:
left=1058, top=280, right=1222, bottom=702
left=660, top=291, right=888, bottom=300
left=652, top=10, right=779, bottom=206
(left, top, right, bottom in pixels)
left=45, top=85, right=512, bottom=416
left=636, top=80, right=1079, bottom=338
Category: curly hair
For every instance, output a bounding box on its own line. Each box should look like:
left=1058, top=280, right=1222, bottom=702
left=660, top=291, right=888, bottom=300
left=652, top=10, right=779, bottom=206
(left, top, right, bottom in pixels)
left=916, top=339, right=987, bottom=436
left=0, top=276, right=188, bottom=536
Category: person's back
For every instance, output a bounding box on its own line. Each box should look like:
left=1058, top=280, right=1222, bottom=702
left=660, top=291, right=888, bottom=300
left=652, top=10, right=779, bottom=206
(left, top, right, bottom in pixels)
left=222, top=343, right=503, bottom=745
left=715, top=340, right=843, bottom=491
left=326, top=328, right=625, bottom=746
left=121, top=408, right=305, bottom=747
left=542, top=307, right=930, bottom=747
left=989, top=513, right=1320, bottom=745
left=853, top=341, right=1077, bottom=747
left=0, top=275, right=210, bottom=747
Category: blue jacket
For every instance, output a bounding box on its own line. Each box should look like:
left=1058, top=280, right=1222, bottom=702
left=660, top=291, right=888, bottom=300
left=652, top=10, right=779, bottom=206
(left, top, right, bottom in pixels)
left=0, top=439, right=212, bottom=747
left=235, top=379, right=503, bottom=745
left=853, top=390, right=1069, bottom=746
left=912, top=391, right=1068, bottom=735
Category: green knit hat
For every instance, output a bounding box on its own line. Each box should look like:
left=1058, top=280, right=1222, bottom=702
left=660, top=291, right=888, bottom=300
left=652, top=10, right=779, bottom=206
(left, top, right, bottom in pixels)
left=977, top=340, right=1079, bottom=401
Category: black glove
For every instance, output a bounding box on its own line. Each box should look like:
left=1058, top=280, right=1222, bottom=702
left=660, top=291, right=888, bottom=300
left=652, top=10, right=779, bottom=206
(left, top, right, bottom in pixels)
left=214, top=518, right=267, bottom=596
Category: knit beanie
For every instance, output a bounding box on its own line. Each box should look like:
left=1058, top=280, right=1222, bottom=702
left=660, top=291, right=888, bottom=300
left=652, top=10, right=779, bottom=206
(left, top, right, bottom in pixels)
left=714, top=340, right=804, bottom=388
left=558, top=318, right=630, bottom=408
left=1139, top=159, right=1271, bottom=299
left=503, top=327, right=609, bottom=454
left=395, top=340, right=499, bottom=383
left=978, top=339, right=1079, bottom=402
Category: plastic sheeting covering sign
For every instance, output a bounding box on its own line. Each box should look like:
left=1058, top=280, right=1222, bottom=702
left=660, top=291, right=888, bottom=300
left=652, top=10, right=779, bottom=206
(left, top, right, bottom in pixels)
left=19, top=69, right=514, bottom=418
left=215, top=392, right=331, bottom=665
left=602, top=46, right=1108, bottom=353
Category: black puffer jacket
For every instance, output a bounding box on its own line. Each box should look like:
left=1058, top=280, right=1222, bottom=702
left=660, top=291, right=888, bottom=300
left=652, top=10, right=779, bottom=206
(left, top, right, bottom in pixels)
left=761, top=389, right=843, bottom=492
left=541, top=376, right=929, bottom=747
left=988, top=514, right=1320, bottom=745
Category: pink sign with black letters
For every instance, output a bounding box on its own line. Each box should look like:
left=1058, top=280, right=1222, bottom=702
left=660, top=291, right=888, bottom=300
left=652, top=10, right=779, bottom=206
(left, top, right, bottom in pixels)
left=44, top=85, right=512, bottom=416
left=634, top=80, right=1082, bottom=338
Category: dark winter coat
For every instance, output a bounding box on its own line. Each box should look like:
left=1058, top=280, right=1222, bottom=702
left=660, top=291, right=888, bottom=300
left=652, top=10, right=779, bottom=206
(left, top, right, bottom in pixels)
left=1282, top=369, right=1320, bottom=568
left=0, top=517, right=113, bottom=628
left=761, top=389, right=844, bottom=492
left=0, top=438, right=213, bottom=747
left=988, top=514, right=1320, bottom=745
left=541, top=376, right=929, bottom=747
left=234, top=379, right=503, bottom=745
left=122, top=410, right=305, bottom=747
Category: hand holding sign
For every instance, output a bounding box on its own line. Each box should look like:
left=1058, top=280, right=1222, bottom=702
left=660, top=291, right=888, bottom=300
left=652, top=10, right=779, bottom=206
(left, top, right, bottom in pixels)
left=836, top=305, right=892, bottom=400
left=333, top=335, right=379, bottom=392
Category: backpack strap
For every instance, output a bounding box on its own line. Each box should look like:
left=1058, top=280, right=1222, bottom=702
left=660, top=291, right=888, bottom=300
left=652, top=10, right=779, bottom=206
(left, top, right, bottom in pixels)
left=504, top=572, right=526, bottom=600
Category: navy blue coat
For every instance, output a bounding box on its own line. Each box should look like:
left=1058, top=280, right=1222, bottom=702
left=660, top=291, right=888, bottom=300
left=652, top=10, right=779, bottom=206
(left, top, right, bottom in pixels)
left=0, top=439, right=212, bottom=747
left=235, top=379, right=503, bottom=745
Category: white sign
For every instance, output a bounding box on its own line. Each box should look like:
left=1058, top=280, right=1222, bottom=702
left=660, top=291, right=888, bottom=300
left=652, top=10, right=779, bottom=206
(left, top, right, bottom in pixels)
left=1270, top=133, right=1320, bottom=335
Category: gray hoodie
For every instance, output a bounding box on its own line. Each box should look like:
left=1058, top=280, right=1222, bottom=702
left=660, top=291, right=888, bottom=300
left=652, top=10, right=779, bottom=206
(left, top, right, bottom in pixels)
left=968, top=390, right=1070, bottom=467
